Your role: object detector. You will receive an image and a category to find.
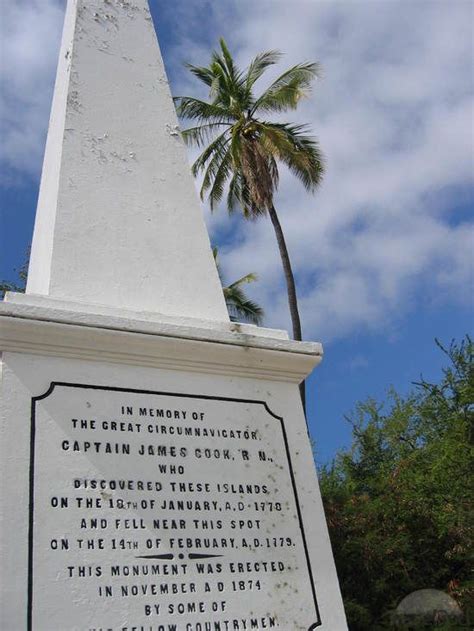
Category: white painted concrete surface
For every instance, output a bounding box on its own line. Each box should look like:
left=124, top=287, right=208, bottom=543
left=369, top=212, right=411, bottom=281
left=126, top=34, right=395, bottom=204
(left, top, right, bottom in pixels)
left=27, top=0, right=229, bottom=321
left=0, top=344, right=347, bottom=630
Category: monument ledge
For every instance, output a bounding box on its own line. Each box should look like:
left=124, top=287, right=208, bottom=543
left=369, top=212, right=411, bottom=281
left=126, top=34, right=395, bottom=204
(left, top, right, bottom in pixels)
left=1, top=293, right=322, bottom=383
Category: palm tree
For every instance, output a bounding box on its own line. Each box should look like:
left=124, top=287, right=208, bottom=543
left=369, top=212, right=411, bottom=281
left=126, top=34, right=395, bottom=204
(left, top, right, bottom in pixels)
left=213, top=247, right=264, bottom=325
left=174, top=39, right=324, bottom=410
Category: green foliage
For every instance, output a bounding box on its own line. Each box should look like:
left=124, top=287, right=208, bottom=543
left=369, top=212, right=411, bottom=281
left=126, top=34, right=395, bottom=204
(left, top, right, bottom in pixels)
left=213, top=247, right=264, bottom=325
left=0, top=254, right=28, bottom=299
left=319, top=337, right=474, bottom=630
left=174, top=38, right=324, bottom=217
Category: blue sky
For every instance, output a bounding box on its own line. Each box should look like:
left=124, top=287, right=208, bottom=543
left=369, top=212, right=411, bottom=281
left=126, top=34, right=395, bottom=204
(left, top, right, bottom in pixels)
left=1, top=0, right=473, bottom=464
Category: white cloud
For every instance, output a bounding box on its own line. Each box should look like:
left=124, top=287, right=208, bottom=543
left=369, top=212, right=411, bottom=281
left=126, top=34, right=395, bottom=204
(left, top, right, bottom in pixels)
left=1, top=0, right=473, bottom=343
left=195, top=0, right=474, bottom=340
left=0, top=0, right=64, bottom=178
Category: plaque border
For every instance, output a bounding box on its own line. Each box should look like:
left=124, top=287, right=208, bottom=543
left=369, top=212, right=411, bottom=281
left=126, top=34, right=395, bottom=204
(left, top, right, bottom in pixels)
left=28, top=382, right=322, bottom=630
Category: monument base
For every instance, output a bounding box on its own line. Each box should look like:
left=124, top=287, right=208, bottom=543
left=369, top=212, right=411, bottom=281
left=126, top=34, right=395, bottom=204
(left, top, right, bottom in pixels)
left=0, top=293, right=347, bottom=630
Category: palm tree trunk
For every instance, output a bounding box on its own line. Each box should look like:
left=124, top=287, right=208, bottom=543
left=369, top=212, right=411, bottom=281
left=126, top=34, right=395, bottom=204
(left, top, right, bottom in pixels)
left=268, top=204, right=306, bottom=413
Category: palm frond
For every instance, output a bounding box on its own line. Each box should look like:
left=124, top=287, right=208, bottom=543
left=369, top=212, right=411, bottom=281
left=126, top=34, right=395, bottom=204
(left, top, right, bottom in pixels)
left=220, top=39, right=246, bottom=96
left=281, top=125, right=325, bottom=190
left=219, top=38, right=239, bottom=83
left=203, top=40, right=245, bottom=109
left=245, top=50, right=282, bottom=93
left=226, top=171, right=255, bottom=216
left=181, top=122, right=231, bottom=148
left=185, top=64, right=215, bottom=87
left=209, top=74, right=221, bottom=100
left=212, top=246, right=264, bottom=325
left=206, top=147, right=233, bottom=210
left=174, top=96, right=235, bottom=124
left=227, top=272, right=259, bottom=288
left=224, top=284, right=264, bottom=325
left=210, top=56, right=230, bottom=96
left=259, top=122, right=325, bottom=191
left=191, top=131, right=230, bottom=177
left=194, top=134, right=233, bottom=208
left=251, top=62, right=322, bottom=114
left=226, top=172, right=241, bottom=213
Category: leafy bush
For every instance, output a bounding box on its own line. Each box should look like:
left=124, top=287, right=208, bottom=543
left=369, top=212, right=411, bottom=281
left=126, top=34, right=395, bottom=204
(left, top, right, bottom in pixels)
left=319, top=337, right=474, bottom=629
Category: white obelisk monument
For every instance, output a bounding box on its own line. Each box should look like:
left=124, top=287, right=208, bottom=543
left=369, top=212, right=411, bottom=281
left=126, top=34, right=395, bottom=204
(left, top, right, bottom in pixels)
left=0, top=1, right=347, bottom=629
